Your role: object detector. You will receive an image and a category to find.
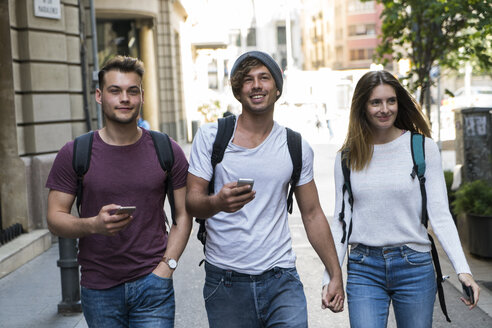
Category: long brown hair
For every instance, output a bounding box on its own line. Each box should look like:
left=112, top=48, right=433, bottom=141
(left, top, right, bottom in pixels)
left=342, top=70, right=431, bottom=171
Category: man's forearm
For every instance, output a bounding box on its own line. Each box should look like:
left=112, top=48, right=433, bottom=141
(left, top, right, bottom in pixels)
left=304, top=213, right=342, bottom=279
left=47, top=212, right=96, bottom=239
left=47, top=190, right=96, bottom=238
left=163, top=213, right=193, bottom=261
left=186, top=191, right=220, bottom=219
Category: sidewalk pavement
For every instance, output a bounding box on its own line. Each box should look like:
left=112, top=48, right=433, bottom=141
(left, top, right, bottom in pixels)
left=0, top=143, right=491, bottom=327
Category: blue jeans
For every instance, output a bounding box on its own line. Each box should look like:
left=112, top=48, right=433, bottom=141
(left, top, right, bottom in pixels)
left=347, top=245, right=437, bottom=328
left=81, top=273, right=175, bottom=328
left=203, top=262, right=308, bottom=328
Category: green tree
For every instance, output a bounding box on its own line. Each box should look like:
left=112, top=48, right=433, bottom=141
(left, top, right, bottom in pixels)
left=368, top=0, right=492, bottom=118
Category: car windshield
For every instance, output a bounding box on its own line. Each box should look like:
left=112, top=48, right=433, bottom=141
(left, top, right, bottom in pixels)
left=454, top=87, right=492, bottom=97
left=478, top=90, right=492, bottom=95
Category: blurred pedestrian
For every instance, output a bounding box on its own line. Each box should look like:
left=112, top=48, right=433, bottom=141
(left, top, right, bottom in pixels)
left=322, top=103, right=334, bottom=139
left=137, top=113, right=150, bottom=130
left=323, top=70, right=480, bottom=327
left=186, top=50, right=344, bottom=328
left=46, top=56, right=192, bottom=327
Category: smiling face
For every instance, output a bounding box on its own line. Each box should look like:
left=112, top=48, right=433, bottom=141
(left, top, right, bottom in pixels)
left=236, top=64, right=280, bottom=115
left=365, top=83, right=398, bottom=132
left=96, top=70, right=144, bottom=125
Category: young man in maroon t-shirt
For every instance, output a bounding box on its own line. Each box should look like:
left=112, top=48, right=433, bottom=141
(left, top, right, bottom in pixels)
left=46, top=56, right=192, bottom=327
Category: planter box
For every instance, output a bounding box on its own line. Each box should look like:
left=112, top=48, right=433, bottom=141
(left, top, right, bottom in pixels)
left=467, top=213, right=492, bottom=258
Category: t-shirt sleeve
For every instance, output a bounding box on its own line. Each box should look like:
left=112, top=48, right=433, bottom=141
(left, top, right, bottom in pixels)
left=188, top=123, right=217, bottom=182
left=297, top=138, right=314, bottom=186
left=170, top=139, right=189, bottom=190
left=45, top=141, right=78, bottom=195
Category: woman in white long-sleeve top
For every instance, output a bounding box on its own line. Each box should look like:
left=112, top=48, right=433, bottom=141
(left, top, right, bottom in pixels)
left=321, top=70, right=480, bottom=328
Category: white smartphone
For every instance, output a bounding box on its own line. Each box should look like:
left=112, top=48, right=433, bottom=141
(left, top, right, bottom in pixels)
left=114, top=206, right=136, bottom=216
left=237, top=178, right=254, bottom=193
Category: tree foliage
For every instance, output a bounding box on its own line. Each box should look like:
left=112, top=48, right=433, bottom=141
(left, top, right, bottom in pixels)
left=367, top=0, right=492, bottom=117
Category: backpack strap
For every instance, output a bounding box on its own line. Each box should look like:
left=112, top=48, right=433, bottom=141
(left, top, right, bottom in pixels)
left=196, top=115, right=237, bottom=248
left=286, top=128, right=302, bottom=214
left=209, top=115, right=237, bottom=194
left=149, top=130, right=176, bottom=225
left=338, top=149, right=353, bottom=244
left=429, top=233, right=451, bottom=322
left=410, top=132, right=428, bottom=226
left=410, top=132, right=451, bottom=322
left=72, top=131, right=94, bottom=217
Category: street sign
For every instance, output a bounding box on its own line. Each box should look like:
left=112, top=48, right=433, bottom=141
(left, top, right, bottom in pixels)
left=430, top=65, right=440, bottom=80
left=34, top=0, right=61, bottom=20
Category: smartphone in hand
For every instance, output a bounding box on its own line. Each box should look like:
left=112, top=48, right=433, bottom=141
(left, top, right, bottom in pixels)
left=237, top=178, right=254, bottom=194
left=462, top=282, right=475, bottom=304
left=114, top=206, right=136, bottom=216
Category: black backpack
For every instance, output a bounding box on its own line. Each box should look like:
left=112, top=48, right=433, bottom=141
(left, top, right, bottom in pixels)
left=338, top=132, right=451, bottom=322
left=72, top=130, right=176, bottom=225
left=195, top=115, right=303, bottom=248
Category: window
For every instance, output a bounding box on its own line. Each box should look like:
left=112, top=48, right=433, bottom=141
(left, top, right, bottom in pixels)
left=347, top=0, right=375, bottom=13
left=348, top=24, right=376, bottom=37
left=229, top=29, right=241, bottom=47
left=336, top=46, right=343, bottom=61
left=247, top=28, right=256, bottom=46
left=208, top=59, right=218, bottom=89
left=336, top=28, right=344, bottom=40
left=97, top=19, right=140, bottom=66
left=358, top=49, right=365, bottom=60
left=350, top=48, right=375, bottom=61
left=277, top=26, right=286, bottom=45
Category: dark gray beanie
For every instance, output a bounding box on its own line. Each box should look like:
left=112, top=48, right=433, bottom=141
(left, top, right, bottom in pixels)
left=230, top=51, right=283, bottom=97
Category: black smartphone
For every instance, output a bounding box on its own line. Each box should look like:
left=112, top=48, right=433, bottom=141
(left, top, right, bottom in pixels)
left=462, top=282, right=475, bottom=304
left=114, top=206, right=136, bottom=216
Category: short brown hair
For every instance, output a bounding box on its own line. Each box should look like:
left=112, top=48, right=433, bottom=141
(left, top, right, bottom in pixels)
left=98, top=55, right=145, bottom=88
left=230, top=58, right=264, bottom=97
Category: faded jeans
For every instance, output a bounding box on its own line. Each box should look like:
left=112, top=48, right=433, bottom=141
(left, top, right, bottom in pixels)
left=347, top=244, right=437, bottom=328
left=203, top=261, right=308, bottom=328
left=81, top=272, right=174, bottom=328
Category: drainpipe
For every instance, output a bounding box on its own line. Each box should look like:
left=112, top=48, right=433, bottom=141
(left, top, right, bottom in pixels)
left=55, top=0, right=94, bottom=314
left=79, top=0, right=92, bottom=131
left=90, top=0, right=102, bottom=129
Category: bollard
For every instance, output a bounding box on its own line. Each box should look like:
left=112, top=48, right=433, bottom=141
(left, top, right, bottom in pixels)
left=57, top=237, right=82, bottom=313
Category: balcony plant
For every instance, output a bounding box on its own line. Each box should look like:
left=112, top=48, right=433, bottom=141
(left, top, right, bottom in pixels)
left=452, top=179, right=492, bottom=258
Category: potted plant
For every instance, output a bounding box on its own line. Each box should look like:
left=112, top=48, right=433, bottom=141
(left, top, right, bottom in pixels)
left=452, top=180, right=492, bottom=258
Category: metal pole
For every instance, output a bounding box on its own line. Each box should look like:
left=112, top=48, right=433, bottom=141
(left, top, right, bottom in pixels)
left=57, top=237, right=82, bottom=313
left=285, top=3, right=294, bottom=70
left=436, top=66, right=442, bottom=151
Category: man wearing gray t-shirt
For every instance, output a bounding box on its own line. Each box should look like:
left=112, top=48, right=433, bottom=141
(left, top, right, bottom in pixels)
left=186, top=51, right=344, bottom=328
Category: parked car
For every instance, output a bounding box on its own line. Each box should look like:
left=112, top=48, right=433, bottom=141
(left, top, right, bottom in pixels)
left=442, top=86, right=492, bottom=109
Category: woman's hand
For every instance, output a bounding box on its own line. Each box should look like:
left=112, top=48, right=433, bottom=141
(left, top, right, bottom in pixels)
left=458, top=273, right=480, bottom=309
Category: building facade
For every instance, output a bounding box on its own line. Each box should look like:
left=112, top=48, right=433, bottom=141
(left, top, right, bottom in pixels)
left=187, top=0, right=304, bottom=121
left=0, top=0, right=190, bottom=277
left=301, top=0, right=382, bottom=70
left=300, top=0, right=335, bottom=70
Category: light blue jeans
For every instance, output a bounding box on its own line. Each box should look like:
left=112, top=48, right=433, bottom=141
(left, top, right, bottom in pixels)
left=347, top=244, right=437, bottom=328
left=203, top=262, right=308, bottom=328
left=81, top=273, right=175, bottom=328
